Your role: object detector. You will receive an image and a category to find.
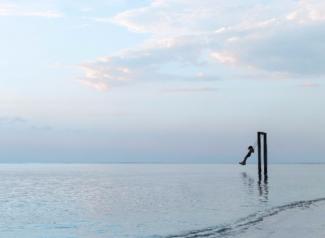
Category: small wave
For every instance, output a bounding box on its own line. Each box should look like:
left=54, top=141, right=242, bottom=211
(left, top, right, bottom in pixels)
left=162, top=197, right=325, bottom=238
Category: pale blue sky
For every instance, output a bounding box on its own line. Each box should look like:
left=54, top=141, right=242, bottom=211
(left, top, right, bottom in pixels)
left=0, top=0, right=324, bottom=163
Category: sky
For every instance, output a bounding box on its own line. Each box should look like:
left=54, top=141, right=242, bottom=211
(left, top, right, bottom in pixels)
left=0, top=0, right=324, bottom=163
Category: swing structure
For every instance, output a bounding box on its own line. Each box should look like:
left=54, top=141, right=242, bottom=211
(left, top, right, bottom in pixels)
left=257, top=132, right=268, bottom=179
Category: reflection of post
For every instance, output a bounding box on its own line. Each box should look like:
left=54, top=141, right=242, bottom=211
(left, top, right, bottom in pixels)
left=241, top=172, right=269, bottom=202
left=258, top=177, right=269, bottom=202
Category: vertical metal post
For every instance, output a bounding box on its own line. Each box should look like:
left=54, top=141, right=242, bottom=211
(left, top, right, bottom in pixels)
left=263, top=133, right=268, bottom=177
left=257, top=132, right=262, bottom=178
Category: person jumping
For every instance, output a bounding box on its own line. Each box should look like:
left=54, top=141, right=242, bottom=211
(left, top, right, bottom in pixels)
left=239, top=146, right=255, bottom=165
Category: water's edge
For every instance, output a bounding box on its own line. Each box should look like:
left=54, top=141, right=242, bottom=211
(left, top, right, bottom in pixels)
left=162, top=197, right=325, bottom=238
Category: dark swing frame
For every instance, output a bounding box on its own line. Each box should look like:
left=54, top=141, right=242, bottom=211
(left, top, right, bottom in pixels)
left=257, top=132, right=268, bottom=179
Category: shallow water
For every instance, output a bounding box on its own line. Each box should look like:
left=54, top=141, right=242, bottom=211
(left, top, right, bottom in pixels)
left=0, top=164, right=324, bottom=237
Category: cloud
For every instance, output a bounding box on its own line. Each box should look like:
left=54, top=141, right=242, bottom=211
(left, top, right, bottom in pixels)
left=162, top=87, right=218, bottom=93
left=233, top=22, right=325, bottom=76
left=78, top=60, right=134, bottom=91
left=210, top=51, right=238, bottom=64
left=30, top=125, right=53, bottom=131
left=299, top=82, right=321, bottom=88
left=79, top=0, right=325, bottom=91
left=0, top=116, right=28, bottom=124
left=0, top=3, right=62, bottom=18
left=286, top=0, right=325, bottom=23
left=0, top=116, right=53, bottom=131
left=111, top=0, right=294, bottom=36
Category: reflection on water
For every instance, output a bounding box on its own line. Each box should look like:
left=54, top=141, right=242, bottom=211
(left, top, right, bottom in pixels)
left=241, top=172, right=255, bottom=195
left=241, top=172, right=269, bottom=202
left=0, top=164, right=325, bottom=238
left=258, top=177, right=269, bottom=202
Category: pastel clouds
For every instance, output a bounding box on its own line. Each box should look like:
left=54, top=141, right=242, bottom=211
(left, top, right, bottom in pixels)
left=79, top=63, right=132, bottom=91
left=210, top=52, right=238, bottom=64
left=79, top=0, right=325, bottom=91
left=300, top=82, right=321, bottom=88
left=286, top=0, right=325, bottom=23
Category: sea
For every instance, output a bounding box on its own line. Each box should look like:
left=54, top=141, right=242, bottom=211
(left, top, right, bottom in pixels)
left=0, top=164, right=324, bottom=238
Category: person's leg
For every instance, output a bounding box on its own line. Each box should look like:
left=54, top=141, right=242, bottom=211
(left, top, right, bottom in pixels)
left=239, top=155, right=249, bottom=165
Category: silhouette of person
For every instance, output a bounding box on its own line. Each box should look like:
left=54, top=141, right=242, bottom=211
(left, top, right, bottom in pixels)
left=239, top=146, right=255, bottom=165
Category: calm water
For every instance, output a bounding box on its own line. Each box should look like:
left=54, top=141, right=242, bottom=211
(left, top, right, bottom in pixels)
left=0, top=164, right=324, bottom=238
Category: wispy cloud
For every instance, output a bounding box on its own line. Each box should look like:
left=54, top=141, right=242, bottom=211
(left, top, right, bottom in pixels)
left=286, top=0, right=325, bottom=23
left=299, top=82, right=321, bottom=88
left=79, top=0, right=325, bottom=91
left=0, top=3, right=62, bottom=18
left=0, top=116, right=28, bottom=124
left=162, top=87, right=218, bottom=93
left=0, top=116, right=52, bottom=131
left=78, top=61, right=132, bottom=92
left=210, top=52, right=238, bottom=65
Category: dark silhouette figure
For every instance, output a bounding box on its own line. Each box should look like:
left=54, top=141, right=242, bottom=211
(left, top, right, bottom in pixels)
left=239, top=146, right=255, bottom=165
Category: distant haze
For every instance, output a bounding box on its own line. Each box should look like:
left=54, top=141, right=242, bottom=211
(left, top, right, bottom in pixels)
left=0, top=0, right=324, bottom=163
